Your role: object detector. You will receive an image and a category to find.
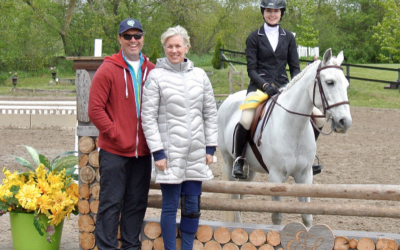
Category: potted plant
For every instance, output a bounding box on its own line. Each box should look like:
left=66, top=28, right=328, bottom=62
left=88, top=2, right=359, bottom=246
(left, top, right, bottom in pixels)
left=0, top=145, right=79, bottom=250
left=50, top=67, right=57, bottom=81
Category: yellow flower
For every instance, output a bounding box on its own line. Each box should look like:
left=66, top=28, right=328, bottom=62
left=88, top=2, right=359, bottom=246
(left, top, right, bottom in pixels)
left=15, top=184, right=41, bottom=211
left=48, top=206, right=67, bottom=225
left=65, top=182, right=79, bottom=204
left=36, top=164, right=46, bottom=180
left=36, top=194, right=51, bottom=214
left=53, top=191, right=66, bottom=205
left=36, top=179, right=51, bottom=195
left=46, top=173, right=64, bottom=192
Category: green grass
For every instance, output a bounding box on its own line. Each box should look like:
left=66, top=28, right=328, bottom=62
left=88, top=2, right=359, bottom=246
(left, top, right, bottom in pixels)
left=205, top=62, right=400, bottom=109
left=1, top=59, right=399, bottom=109
left=0, top=72, right=77, bottom=96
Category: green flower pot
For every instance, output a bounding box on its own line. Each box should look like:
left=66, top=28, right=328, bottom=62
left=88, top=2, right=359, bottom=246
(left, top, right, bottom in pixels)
left=10, top=212, right=64, bottom=250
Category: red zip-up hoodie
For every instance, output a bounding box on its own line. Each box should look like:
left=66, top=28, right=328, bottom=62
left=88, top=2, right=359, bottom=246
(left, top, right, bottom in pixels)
left=88, top=51, right=155, bottom=157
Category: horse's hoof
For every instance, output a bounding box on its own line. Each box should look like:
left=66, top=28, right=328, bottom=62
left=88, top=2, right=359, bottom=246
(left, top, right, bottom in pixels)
left=312, top=164, right=323, bottom=175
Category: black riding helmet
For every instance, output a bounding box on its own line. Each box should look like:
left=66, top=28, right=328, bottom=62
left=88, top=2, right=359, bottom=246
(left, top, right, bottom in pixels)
left=260, top=0, right=286, bottom=18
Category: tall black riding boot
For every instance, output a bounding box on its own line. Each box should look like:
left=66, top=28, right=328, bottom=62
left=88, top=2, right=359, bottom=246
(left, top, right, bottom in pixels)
left=233, top=123, right=250, bottom=179
left=313, top=127, right=323, bottom=175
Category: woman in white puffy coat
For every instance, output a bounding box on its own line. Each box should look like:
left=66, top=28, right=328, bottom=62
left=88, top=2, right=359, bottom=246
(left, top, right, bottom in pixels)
left=141, top=25, right=218, bottom=250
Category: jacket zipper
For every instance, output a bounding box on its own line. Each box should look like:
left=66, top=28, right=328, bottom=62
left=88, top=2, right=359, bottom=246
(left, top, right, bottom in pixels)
left=182, top=70, right=191, bottom=178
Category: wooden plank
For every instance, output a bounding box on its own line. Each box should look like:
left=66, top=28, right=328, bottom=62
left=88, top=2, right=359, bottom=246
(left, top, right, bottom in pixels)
left=148, top=195, right=400, bottom=218
left=76, top=69, right=91, bottom=123
left=150, top=180, right=400, bottom=201
left=77, top=126, right=99, bottom=137
left=66, top=57, right=105, bottom=71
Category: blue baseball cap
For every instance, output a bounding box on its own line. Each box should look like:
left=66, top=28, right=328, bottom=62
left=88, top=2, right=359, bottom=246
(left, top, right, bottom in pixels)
left=119, top=18, right=143, bottom=34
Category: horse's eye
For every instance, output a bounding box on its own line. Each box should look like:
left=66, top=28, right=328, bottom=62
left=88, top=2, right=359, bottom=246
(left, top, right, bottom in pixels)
left=326, top=80, right=334, bottom=86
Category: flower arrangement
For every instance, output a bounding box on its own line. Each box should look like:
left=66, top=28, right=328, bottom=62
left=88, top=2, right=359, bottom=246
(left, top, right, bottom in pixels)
left=50, top=67, right=57, bottom=73
left=0, top=146, right=79, bottom=242
left=9, top=71, right=18, bottom=78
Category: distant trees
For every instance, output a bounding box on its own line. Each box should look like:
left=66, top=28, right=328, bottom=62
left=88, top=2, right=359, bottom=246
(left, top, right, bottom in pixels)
left=372, top=0, right=400, bottom=62
left=0, top=0, right=399, bottom=72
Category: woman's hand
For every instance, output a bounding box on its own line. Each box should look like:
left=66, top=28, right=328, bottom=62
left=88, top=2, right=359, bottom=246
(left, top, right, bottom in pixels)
left=155, top=158, right=167, bottom=171
left=206, top=154, right=214, bottom=165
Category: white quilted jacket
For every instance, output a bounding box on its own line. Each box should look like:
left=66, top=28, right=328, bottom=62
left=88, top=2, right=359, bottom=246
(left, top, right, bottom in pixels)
left=141, top=57, right=218, bottom=184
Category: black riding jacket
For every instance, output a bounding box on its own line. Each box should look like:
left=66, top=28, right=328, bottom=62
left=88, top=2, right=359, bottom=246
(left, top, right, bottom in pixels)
left=245, top=24, right=300, bottom=93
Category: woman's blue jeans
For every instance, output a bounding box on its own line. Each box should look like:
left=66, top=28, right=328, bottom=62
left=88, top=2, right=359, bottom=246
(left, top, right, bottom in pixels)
left=160, top=181, right=202, bottom=250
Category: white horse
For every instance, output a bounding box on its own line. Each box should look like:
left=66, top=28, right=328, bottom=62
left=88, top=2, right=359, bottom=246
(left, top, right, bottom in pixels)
left=217, top=49, right=352, bottom=227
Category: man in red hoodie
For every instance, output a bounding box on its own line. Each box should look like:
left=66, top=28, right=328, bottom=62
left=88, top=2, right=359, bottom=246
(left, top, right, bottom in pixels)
left=88, top=18, right=155, bottom=250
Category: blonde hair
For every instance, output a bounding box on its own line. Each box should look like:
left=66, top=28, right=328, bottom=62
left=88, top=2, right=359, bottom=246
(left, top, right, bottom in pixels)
left=161, top=25, right=191, bottom=50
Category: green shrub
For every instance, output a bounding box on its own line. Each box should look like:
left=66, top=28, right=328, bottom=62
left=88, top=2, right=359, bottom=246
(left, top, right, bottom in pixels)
left=211, top=39, right=228, bottom=70
left=0, top=72, right=11, bottom=85
left=149, top=46, right=161, bottom=64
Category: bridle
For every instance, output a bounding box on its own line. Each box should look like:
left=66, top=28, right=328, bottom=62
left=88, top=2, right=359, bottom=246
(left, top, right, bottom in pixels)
left=271, top=63, right=350, bottom=118
left=269, top=63, right=350, bottom=134
left=313, top=63, right=350, bottom=116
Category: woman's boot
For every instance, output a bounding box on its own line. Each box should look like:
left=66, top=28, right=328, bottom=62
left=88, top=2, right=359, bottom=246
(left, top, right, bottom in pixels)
left=313, top=127, right=323, bottom=175
left=233, top=123, right=250, bottom=179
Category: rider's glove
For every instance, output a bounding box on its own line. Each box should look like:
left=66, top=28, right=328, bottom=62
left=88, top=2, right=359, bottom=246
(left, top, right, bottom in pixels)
left=263, top=83, right=278, bottom=96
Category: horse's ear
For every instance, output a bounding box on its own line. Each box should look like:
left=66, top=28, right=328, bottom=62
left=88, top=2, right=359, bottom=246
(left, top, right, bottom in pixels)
left=336, top=51, right=344, bottom=65
left=322, top=48, right=332, bottom=65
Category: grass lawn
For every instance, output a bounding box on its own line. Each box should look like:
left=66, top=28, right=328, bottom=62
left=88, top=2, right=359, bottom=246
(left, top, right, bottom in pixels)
left=204, top=62, right=400, bottom=109
left=1, top=62, right=399, bottom=109
left=0, top=72, right=77, bottom=97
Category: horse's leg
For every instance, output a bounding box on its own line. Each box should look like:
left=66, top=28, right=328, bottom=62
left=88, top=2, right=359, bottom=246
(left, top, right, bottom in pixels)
left=219, top=146, right=238, bottom=222
left=269, top=171, right=287, bottom=225
left=294, top=169, right=313, bottom=227
left=231, top=166, right=258, bottom=223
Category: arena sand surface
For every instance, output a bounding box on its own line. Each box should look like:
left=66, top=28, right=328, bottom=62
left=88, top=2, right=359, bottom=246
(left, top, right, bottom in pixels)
left=0, top=106, right=399, bottom=249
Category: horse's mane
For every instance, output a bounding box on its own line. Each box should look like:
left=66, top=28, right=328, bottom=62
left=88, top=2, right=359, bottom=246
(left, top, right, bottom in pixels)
left=280, top=60, right=320, bottom=93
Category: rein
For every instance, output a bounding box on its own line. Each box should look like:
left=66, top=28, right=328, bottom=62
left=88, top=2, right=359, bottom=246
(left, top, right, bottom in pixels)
left=248, top=63, right=351, bottom=173
left=270, top=63, right=350, bottom=119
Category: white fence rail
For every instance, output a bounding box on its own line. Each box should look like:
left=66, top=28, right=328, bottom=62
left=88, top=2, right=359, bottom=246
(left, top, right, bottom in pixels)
left=0, top=101, right=77, bottom=115
left=0, top=101, right=77, bottom=128
left=297, top=46, right=319, bottom=58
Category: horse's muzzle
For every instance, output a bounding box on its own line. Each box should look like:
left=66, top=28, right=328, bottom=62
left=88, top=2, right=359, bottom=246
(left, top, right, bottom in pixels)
left=331, top=116, right=352, bottom=133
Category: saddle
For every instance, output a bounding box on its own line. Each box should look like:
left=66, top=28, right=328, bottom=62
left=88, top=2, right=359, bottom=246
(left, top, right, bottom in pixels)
left=247, top=94, right=279, bottom=173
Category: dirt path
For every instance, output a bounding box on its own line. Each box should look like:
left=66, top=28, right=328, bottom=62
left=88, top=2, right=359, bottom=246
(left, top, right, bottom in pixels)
left=1, top=106, right=400, bottom=249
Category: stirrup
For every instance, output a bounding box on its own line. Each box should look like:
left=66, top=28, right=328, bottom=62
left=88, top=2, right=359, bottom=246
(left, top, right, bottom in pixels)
left=312, top=155, right=323, bottom=175
left=232, top=157, right=249, bottom=179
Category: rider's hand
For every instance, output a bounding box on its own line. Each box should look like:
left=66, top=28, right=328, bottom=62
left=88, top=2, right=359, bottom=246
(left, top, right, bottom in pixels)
left=263, top=84, right=278, bottom=96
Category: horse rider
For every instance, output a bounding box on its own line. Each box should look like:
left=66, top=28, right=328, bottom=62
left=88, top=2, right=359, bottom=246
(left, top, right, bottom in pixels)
left=233, top=0, right=324, bottom=179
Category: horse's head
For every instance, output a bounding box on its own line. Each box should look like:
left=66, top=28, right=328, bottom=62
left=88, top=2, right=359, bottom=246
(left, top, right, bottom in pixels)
left=310, top=48, right=352, bottom=133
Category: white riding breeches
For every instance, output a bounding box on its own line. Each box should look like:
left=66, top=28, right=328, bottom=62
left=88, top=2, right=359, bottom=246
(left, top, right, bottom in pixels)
left=239, top=92, right=258, bottom=130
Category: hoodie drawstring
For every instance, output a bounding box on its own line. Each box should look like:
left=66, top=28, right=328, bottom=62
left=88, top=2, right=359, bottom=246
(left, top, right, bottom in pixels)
left=124, top=68, right=128, bottom=98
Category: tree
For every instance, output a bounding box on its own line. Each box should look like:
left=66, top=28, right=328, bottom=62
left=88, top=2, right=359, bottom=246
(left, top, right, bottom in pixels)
left=23, top=0, right=77, bottom=56
left=211, top=38, right=227, bottom=69
left=0, top=0, right=58, bottom=71
left=291, top=0, right=319, bottom=48
left=149, top=45, right=160, bottom=64
left=335, top=0, right=383, bottom=62
left=372, top=0, right=400, bottom=62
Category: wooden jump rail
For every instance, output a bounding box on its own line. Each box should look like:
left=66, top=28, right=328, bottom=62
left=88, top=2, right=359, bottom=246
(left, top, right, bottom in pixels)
left=148, top=180, right=400, bottom=218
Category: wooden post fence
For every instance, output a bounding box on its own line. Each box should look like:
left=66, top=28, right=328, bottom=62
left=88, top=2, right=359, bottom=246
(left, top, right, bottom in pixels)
left=228, top=68, right=244, bottom=94
left=149, top=180, right=400, bottom=218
